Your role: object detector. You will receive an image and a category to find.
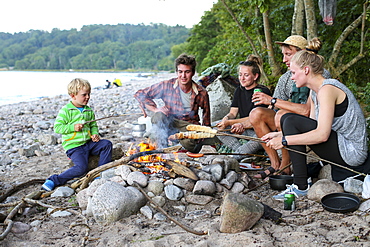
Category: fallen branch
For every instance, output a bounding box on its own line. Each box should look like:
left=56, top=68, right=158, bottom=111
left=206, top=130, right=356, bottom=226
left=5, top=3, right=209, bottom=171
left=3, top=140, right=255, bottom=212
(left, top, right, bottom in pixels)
left=72, top=146, right=182, bottom=190
left=133, top=182, right=207, bottom=235
left=24, top=198, right=90, bottom=247
left=0, top=179, right=44, bottom=203
left=0, top=190, right=42, bottom=241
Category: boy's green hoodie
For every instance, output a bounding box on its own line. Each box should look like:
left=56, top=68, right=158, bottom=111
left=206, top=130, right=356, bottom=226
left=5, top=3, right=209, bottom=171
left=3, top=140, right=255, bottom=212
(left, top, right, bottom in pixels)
left=54, top=102, right=99, bottom=151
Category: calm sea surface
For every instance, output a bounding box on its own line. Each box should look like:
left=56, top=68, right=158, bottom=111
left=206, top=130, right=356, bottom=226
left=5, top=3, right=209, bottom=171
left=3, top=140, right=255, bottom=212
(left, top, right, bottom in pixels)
left=0, top=71, right=151, bottom=106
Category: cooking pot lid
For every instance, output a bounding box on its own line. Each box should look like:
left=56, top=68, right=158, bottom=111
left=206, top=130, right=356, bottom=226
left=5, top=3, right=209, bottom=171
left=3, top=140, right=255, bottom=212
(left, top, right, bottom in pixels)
left=321, top=192, right=360, bottom=213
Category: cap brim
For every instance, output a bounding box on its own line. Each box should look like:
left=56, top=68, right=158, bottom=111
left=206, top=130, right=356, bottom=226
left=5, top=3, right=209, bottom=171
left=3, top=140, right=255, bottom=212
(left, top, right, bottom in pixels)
left=275, top=41, right=286, bottom=46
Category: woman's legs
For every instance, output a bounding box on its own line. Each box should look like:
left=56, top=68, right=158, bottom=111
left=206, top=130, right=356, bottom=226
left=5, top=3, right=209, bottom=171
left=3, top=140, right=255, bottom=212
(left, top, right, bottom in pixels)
left=281, top=113, right=346, bottom=189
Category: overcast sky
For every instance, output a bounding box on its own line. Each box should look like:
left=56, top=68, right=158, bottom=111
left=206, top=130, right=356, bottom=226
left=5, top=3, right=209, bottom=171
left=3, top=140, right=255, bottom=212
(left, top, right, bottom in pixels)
left=1, top=0, right=216, bottom=33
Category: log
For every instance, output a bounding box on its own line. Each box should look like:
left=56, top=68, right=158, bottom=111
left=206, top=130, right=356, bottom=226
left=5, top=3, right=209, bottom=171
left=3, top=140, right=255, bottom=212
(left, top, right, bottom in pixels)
left=166, top=160, right=199, bottom=181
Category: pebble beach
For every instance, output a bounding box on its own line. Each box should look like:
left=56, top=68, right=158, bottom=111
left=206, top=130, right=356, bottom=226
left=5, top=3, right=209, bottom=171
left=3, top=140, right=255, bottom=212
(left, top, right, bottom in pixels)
left=1, top=72, right=370, bottom=246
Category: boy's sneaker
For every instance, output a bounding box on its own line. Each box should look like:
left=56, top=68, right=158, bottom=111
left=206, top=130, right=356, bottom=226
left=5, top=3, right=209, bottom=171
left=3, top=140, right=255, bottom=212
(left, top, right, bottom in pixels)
left=272, top=184, right=309, bottom=200
left=41, top=179, right=55, bottom=191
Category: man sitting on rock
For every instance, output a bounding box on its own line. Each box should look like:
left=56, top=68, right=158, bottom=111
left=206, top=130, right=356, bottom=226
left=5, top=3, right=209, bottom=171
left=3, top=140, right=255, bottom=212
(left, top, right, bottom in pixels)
left=134, top=53, right=217, bottom=153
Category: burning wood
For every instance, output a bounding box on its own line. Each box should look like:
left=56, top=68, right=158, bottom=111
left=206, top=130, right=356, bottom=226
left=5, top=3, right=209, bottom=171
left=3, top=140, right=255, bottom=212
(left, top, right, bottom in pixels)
left=127, top=142, right=199, bottom=180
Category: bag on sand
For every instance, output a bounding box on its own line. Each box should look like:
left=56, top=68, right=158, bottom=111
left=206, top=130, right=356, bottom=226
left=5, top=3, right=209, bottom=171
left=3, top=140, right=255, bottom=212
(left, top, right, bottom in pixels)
left=362, top=175, right=370, bottom=199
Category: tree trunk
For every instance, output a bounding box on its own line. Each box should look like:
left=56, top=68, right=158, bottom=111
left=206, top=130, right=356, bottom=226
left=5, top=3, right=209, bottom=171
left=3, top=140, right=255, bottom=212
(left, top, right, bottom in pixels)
left=262, top=10, right=281, bottom=77
left=303, top=0, right=317, bottom=40
left=292, top=0, right=305, bottom=36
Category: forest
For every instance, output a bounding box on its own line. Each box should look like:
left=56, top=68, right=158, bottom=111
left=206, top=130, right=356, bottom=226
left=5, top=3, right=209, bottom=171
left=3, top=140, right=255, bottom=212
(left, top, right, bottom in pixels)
left=0, top=0, right=369, bottom=91
left=0, top=23, right=189, bottom=71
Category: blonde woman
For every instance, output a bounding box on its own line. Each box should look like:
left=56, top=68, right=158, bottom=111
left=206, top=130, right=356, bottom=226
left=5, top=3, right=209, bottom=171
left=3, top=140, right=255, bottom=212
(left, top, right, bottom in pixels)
left=264, top=38, right=369, bottom=199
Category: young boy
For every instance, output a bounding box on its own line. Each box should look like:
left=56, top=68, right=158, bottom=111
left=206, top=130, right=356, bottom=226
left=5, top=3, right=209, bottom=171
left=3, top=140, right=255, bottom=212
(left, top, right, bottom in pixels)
left=42, top=78, right=112, bottom=191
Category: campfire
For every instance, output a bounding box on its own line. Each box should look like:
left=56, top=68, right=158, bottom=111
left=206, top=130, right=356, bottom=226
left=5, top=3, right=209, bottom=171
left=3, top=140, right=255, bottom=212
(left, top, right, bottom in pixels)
left=126, top=142, right=197, bottom=180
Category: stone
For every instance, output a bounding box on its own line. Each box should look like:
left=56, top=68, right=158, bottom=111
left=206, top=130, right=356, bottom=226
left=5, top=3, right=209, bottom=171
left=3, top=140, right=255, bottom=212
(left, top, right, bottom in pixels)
left=38, top=134, right=57, bottom=145
left=76, top=188, right=89, bottom=209
left=140, top=205, right=153, bottom=220
left=0, top=153, right=12, bottom=166
left=307, top=179, right=344, bottom=202
left=230, top=182, right=245, bottom=193
left=127, top=171, right=148, bottom=187
left=164, top=184, right=184, bottom=201
left=151, top=196, right=166, bottom=207
left=18, top=143, right=41, bottom=157
left=116, top=165, right=132, bottom=180
left=206, top=78, right=235, bottom=122
left=193, top=180, right=216, bottom=195
left=153, top=213, right=166, bottom=221
left=173, top=177, right=195, bottom=191
left=202, top=164, right=224, bottom=182
left=51, top=187, right=75, bottom=197
left=185, top=194, right=214, bottom=205
left=10, top=222, right=31, bottom=234
left=343, top=177, right=363, bottom=194
left=147, top=180, right=164, bottom=195
left=219, top=171, right=238, bottom=190
left=220, top=193, right=264, bottom=233
left=185, top=210, right=212, bottom=220
left=47, top=208, right=72, bottom=217
left=90, top=182, right=147, bottom=224
left=358, top=199, right=370, bottom=212
left=35, top=150, right=48, bottom=156
left=194, top=170, right=215, bottom=181
left=101, top=168, right=116, bottom=179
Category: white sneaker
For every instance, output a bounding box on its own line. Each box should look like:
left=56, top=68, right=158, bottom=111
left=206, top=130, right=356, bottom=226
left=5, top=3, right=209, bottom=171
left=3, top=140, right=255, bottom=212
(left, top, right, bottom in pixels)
left=272, top=184, right=309, bottom=200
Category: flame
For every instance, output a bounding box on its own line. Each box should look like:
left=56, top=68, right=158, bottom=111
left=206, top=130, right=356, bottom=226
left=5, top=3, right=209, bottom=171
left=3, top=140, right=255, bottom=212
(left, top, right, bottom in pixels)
left=127, top=141, right=164, bottom=163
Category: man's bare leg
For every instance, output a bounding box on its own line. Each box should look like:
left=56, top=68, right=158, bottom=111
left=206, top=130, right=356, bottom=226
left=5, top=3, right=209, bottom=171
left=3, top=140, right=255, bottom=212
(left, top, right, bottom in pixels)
left=275, top=110, right=292, bottom=174
left=249, top=107, right=281, bottom=178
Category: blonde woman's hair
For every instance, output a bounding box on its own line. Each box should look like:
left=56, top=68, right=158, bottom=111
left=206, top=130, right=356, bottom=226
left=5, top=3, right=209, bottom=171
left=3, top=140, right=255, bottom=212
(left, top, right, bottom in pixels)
left=68, top=78, right=91, bottom=95
left=238, top=54, right=262, bottom=82
left=291, top=37, right=325, bottom=75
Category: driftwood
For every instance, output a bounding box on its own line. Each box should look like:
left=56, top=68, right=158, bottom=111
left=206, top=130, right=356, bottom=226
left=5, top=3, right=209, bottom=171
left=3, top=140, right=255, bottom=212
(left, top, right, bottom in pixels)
left=166, top=160, right=199, bottom=180
left=0, top=179, right=44, bottom=203
left=71, top=147, right=181, bottom=190
left=133, top=182, right=207, bottom=235
left=0, top=190, right=42, bottom=241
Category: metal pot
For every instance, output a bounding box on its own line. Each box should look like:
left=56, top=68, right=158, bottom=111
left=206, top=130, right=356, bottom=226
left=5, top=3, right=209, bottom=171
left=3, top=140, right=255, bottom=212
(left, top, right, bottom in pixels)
left=269, top=175, right=294, bottom=190
left=132, top=124, right=146, bottom=132
left=132, top=124, right=146, bottom=137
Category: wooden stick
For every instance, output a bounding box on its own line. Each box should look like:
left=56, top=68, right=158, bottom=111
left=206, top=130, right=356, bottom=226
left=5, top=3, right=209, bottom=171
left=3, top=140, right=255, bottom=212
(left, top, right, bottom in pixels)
left=133, top=182, right=207, bottom=235
left=217, top=133, right=368, bottom=177
left=84, top=113, right=142, bottom=124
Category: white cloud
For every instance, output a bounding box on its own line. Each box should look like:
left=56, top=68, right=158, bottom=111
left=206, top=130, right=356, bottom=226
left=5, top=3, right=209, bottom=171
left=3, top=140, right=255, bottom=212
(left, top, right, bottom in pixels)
left=1, top=0, right=216, bottom=33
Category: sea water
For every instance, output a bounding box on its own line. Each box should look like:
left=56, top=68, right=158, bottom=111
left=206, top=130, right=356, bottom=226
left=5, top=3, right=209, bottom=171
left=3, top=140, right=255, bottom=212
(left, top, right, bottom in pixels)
left=0, top=71, right=151, bottom=106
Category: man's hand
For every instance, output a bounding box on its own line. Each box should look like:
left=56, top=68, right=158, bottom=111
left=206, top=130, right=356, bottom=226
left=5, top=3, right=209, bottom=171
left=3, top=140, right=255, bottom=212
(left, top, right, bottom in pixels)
left=157, top=106, right=170, bottom=116
left=91, top=134, right=100, bottom=142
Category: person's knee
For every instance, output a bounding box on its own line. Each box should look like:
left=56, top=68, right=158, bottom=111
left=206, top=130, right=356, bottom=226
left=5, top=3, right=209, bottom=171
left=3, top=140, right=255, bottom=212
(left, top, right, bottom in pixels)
left=151, top=112, right=167, bottom=124
left=249, top=107, right=264, bottom=125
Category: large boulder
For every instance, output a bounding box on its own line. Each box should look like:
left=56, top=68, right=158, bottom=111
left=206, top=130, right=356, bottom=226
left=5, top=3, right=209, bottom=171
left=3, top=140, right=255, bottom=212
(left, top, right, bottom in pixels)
left=220, top=192, right=264, bottom=233
left=89, top=181, right=147, bottom=224
left=206, top=78, right=236, bottom=122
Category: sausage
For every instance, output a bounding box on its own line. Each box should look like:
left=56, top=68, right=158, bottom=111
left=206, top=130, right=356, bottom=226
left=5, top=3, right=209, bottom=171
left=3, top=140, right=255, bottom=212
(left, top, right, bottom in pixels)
left=186, top=152, right=204, bottom=158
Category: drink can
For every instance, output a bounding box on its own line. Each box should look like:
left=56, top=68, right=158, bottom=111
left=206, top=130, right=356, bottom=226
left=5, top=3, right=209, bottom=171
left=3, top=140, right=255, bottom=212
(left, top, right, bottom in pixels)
left=253, top=88, right=262, bottom=104
left=284, top=193, right=295, bottom=211
left=253, top=88, right=262, bottom=94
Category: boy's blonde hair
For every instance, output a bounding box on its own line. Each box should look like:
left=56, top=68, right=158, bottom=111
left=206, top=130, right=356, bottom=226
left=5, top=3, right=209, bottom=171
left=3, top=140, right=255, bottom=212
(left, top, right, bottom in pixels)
left=68, top=78, right=91, bottom=95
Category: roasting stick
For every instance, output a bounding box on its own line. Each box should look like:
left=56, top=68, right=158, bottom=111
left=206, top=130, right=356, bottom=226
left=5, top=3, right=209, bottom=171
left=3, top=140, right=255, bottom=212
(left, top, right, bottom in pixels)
left=84, top=112, right=142, bottom=124
left=217, top=132, right=368, bottom=177
left=183, top=125, right=368, bottom=177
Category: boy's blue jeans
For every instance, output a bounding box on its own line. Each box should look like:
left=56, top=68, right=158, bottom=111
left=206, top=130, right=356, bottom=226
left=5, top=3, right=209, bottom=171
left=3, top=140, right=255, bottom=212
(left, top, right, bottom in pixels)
left=48, top=139, right=112, bottom=186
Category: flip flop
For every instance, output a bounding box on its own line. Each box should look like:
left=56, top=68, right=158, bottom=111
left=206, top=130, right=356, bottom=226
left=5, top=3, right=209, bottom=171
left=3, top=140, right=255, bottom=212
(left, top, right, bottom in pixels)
left=254, top=166, right=276, bottom=179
